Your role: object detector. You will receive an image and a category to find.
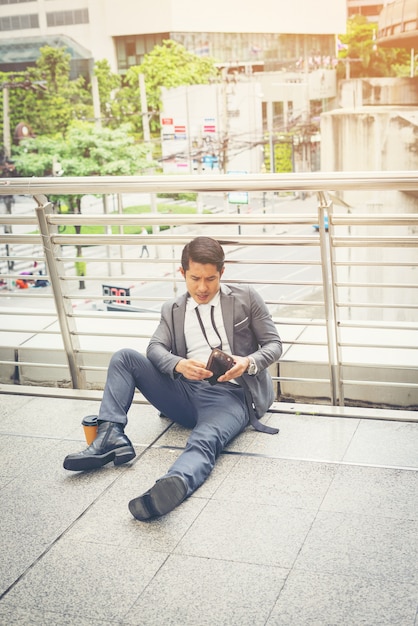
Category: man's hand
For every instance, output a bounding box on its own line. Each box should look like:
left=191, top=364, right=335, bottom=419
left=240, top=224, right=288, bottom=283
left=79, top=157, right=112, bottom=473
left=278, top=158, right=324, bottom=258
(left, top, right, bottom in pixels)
left=217, top=355, right=250, bottom=383
left=175, top=358, right=212, bottom=381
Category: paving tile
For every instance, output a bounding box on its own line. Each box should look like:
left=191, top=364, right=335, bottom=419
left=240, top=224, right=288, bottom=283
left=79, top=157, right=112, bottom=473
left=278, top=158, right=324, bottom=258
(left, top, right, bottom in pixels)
left=0, top=605, right=115, bottom=626
left=175, top=499, right=315, bottom=568
left=0, top=391, right=416, bottom=626
left=124, top=553, right=288, bottom=626
left=0, top=393, right=32, bottom=420
left=65, top=450, right=207, bottom=554
left=212, top=456, right=338, bottom=510
left=0, top=396, right=94, bottom=438
left=267, top=569, right=418, bottom=626
left=0, top=434, right=56, bottom=486
left=0, top=537, right=166, bottom=623
left=294, top=510, right=418, bottom=584
left=246, top=412, right=360, bottom=462
left=151, top=418, right=259, bottom=454
left=343, top=419, right=418, bottom=468
left=0, top=439, right=131, bottom=541
left=0, top=527, right=50, bottom=597
left=321, top=464, right=418, bottom=519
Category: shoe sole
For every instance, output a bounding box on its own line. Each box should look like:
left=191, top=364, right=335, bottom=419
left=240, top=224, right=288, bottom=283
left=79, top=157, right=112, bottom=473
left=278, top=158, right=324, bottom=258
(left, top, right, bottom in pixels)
left=128, top=475, right=187, bottom=521
left=63, top=445, right=136, bottom=471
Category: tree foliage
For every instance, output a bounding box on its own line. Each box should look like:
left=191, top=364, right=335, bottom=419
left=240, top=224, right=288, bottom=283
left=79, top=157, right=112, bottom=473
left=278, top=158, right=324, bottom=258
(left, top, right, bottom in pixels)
left=338, top=15, right=410, bottom=79
left=1, top=47, right=92, bottom=142
left=94, top=59, right=122, bottom=127
left=13, top=121, right=152, bottom=177
left=119, top=40, right=220, bottom=134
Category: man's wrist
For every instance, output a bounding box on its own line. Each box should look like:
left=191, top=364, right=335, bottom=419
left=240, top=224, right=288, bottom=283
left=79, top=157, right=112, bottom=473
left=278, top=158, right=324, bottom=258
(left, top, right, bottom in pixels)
left=246, top=356, right=258, bottom=376
left=175, top=359, right=185, bottom=374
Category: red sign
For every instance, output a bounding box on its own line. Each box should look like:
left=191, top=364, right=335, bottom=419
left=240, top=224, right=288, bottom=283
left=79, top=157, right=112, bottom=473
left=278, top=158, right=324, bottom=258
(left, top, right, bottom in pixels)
left=162, top=118, right=173, bottom=125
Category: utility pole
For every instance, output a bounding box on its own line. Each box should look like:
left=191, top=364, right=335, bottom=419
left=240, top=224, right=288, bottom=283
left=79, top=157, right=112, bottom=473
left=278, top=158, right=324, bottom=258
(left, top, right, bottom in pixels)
left=2, top=83, right=11, bottom=159
left=220, top=68, right=229, bottom=173
left=139, top=73, right=159, bottom=255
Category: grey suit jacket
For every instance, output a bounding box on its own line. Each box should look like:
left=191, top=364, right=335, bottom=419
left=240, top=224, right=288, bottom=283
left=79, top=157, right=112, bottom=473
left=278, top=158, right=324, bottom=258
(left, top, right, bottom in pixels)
left=147, top=283, right=282, bottom=419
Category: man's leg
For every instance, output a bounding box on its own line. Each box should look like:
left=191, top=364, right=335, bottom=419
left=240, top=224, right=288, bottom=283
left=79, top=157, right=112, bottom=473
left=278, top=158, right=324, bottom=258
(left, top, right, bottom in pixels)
left=64, top=349, right=196, bottom=471
left=98, top=348, right=196, bottom=428
left=129, top=383, right=248, bottom=520
left=166, top=383, right=248, bottom=494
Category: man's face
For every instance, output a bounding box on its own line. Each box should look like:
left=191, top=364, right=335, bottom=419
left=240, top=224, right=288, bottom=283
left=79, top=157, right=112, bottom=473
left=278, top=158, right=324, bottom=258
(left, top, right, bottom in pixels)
left=180, top=260, right=224, bottom=305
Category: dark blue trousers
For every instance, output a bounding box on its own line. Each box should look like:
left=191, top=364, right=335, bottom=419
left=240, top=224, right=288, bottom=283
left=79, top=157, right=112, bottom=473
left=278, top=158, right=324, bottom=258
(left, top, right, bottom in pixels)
left=98, top=349, right=249, bottom=495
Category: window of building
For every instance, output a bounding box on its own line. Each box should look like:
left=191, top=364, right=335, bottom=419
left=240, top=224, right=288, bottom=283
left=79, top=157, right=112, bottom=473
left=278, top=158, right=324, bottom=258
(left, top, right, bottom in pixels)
left=46, top=9, right=89, bottom=27
left=0, top=13, right=38, bottom=30
left=0, top=0, right=35, bottom=5
left=115, top=33, right=169, bottom=72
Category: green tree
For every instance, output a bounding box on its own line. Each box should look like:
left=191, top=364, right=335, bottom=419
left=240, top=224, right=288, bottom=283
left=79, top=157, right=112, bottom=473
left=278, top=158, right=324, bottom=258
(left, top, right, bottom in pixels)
left=94, top=59, right=122, bottom=127
left=118, top=40, right=220, bottom=136
left=13, top=121, right=152, bottom=284
left=1, top=47, right=92, bottom=145
left=14, top=120, right=152, bottom=179
left=338, top=15, right=410, bottom=79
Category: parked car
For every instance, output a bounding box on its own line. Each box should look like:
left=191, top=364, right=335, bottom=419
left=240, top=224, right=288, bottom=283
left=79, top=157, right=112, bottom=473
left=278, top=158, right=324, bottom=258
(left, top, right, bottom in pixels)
left=313, top=215, right=329, bottom=231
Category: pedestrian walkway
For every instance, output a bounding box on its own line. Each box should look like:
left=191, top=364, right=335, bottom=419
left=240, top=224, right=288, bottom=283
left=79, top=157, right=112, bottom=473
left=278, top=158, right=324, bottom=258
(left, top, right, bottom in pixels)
left=0, top=391, right=417, bottom=625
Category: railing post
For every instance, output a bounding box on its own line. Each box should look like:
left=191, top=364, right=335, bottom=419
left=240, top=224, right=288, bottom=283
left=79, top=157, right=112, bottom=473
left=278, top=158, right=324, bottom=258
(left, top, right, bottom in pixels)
left=34, top=195, right=86, bottom=389
left=316, top=191, right=342, bottom=405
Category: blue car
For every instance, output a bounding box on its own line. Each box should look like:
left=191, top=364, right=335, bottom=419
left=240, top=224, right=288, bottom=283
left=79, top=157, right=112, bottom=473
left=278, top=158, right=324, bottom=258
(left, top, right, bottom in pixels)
left=313, top=215, right=329, bottom=231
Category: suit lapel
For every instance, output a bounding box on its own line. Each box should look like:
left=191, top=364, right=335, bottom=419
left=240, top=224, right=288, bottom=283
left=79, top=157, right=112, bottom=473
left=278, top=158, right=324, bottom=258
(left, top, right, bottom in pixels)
left=172, top=294, right=187, bottom=357
left=220, top=287, right=234, bottom=353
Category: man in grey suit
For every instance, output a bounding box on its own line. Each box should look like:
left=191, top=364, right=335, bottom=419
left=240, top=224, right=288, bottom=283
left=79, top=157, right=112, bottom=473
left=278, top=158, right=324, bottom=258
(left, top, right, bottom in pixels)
left=64, top=236, right=282, bottom=520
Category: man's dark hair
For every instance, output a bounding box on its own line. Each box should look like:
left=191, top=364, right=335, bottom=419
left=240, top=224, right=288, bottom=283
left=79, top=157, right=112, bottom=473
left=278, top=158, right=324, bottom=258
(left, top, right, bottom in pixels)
left=181, top=237, right=225, bottom=272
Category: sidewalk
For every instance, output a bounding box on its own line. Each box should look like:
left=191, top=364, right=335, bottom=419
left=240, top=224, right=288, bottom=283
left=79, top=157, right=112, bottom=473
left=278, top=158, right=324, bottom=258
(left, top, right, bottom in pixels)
left=0, top=392, right=417, bottom=625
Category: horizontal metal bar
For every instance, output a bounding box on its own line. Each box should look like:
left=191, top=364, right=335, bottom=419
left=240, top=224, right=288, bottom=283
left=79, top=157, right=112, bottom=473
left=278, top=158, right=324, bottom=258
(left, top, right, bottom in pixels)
left=334, top=261, right=418, bottom=267
left=51, top=234, right=320, bottom=246
left=0, top=360, right=68, bottom=369
left=0, top=216, right=38, bottom=224
left=340, top=362, right=418, bottom=371
left=333, top=321, right=418, bottom=331
left=45, top=213, right=317, bottom=226
left=335, top=282, right=417, bottom=289
left=332, top=236, right=417, bottom=247
left=277, top=377, right=331, bottom=383
left=0, top=235, right=42, bottom=244
left=56, top=255, right=323, bottom=266
left=58, top=275, right=323, bottom=287
left=336, top=301, right=418, bottom=309
left=338, top=342, right=417, bottom=350
left=341, top=379, right=418, bottom=389
left=1, top=171, right=418, bottom=195
left=331, top=215, right=418, bottom=225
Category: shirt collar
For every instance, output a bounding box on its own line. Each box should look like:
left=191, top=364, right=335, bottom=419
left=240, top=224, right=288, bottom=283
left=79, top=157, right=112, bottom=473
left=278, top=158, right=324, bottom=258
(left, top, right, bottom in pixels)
left=187, top=289, right=221, bottom=310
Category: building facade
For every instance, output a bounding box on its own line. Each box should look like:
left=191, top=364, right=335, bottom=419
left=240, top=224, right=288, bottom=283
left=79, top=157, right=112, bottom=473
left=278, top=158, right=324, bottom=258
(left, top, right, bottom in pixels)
left=347, top=0, right=384, bottom=21
left=0, top=0, right=346, bottom=77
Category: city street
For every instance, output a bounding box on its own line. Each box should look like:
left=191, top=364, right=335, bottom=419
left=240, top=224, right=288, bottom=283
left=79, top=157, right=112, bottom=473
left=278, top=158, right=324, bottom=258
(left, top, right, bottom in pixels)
left=1, top=191, right=322, bottom=316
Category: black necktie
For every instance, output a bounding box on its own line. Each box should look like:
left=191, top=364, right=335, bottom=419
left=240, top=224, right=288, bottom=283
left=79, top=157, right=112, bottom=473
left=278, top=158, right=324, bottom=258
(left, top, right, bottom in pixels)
left=195, top=306, right=222, bottom=349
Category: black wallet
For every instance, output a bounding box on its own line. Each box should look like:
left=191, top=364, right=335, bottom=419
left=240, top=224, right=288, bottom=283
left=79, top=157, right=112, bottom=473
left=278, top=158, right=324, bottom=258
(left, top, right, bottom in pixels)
left=206, top=348, right=234, bottom=385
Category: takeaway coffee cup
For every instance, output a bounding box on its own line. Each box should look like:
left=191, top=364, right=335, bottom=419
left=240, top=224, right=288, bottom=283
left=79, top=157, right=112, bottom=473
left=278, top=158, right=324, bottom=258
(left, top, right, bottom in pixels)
left=81, top=415, right=98, bottom=445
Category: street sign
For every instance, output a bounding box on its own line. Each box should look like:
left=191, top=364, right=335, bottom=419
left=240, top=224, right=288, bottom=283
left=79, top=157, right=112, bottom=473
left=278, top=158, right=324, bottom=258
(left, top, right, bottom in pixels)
left=227, top=171, right=249, bottom=205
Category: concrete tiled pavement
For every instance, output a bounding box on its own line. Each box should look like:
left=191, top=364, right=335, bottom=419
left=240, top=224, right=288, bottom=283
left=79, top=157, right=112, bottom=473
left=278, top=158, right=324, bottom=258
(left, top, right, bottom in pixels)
left=0, top=392, right=417, bottom=626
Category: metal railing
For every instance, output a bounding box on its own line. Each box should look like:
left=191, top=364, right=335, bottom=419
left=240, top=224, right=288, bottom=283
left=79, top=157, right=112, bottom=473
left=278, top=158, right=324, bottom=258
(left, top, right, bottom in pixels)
left=1, top=172, right=417, bottom=410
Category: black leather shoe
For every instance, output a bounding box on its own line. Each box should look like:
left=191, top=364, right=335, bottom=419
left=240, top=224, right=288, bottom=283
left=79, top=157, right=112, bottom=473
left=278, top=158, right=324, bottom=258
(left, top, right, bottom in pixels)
left=63, top=421, right=136, bottom=471
left=128, top=475, right=188, bottom=521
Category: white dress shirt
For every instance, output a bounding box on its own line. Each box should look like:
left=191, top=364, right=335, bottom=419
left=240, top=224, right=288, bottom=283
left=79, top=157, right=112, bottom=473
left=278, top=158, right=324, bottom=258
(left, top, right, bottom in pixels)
left=184, top=288, right=233, bottom=364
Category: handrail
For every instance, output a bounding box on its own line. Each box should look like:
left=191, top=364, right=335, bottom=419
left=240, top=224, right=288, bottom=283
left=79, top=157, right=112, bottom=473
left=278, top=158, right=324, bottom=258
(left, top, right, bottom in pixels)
left=1, top=171, right=418, bottom=194
left=1, top=172, right=417, bottom=411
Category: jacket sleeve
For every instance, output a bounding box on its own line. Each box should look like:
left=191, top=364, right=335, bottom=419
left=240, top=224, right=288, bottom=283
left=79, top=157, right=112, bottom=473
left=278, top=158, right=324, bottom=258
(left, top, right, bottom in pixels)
left=146, top=301, right=182, bottom=378
left=236, top=285, right=282, bottom=370
left=234, top=286, right=282, bottom=418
